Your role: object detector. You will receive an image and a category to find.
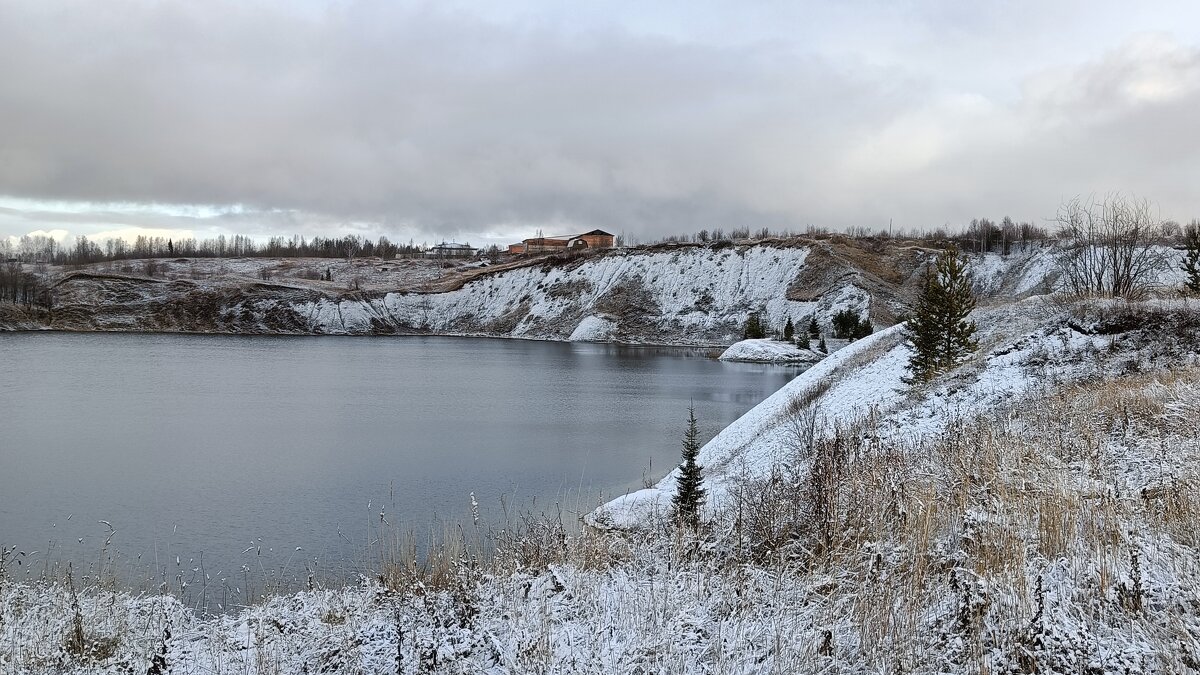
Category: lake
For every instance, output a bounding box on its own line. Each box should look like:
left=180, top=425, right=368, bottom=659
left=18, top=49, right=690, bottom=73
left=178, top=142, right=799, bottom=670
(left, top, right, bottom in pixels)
left=0, top=332, right=798, bottom=608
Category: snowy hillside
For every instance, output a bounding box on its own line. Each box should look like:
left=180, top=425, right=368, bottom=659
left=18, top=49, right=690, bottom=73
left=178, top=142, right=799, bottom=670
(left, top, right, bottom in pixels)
left=299, top=245, right=825, bottom=343
left=590, top=296, right=1200, bottom=527
left=4, top=240, right=1092, bottom=344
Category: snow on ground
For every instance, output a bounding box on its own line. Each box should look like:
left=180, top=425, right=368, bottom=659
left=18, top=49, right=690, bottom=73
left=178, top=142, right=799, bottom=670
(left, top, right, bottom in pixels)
left=568, top=315, right=617, bottom=341
left=62, top=256, right=453, bottom=293
left=192, top=243, right=1087, bottom=341
left=283, top=245, right=824, bottom=343
left=967, top=246, right=1060, bottom=297
left=591, top=295, right=1200, bottom=529
left=718, top=338, right=822, bottom=363
left=14, top=240, right=1108, bottom=340
left=588, top=323, right=907, bottom=528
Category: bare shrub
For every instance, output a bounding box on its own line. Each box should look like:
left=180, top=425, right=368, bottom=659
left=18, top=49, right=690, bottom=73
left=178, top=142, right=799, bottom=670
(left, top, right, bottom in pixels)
left=1055, top=194, right=1170, bottom=299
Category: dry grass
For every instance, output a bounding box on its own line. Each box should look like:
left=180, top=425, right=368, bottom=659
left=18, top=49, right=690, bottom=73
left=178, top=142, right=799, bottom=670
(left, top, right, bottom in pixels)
left=722, top=365, right=1200, bottom=672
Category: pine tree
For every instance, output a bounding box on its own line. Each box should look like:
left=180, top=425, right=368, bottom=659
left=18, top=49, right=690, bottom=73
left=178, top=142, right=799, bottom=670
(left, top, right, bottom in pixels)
left=807, top=316, right=820, bottom=339
left=1182, top=222, right=1200, bottom=294
left=818, top=336, right=827, bottom=353
left=742, top=312, right=766, bottom=340
left=783, top=317, right=795, bottom=341
left=905, top=247, right=978, bottom=383
left=904, top=267, right=943, bottom=381
left=853, top=316, right=873, bottom=339
left=672, top=406, right=705, bottom=529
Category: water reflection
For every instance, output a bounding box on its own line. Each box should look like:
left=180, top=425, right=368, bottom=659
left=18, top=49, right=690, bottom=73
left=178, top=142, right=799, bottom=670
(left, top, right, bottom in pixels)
left=0, top=332, right=801, bottom=608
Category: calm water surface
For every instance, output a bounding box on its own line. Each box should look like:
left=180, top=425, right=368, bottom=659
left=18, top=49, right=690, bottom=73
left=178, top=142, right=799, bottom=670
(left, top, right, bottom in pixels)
left=0, top=333, right=798, bottom=606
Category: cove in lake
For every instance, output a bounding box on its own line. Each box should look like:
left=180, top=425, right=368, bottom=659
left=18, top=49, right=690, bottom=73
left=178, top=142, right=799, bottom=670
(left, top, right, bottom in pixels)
left=0, top=333, right=799, bottom=608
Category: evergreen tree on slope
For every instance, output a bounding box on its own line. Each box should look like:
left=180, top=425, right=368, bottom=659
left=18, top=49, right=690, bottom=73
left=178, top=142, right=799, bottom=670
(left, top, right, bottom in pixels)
left=672, top=406, right=705, bottom=529
left=742, top=312, right=766, bottom=340
left=905, top=247, right=978, bottom=383
left=1182, top=222, right=1200, bottom=294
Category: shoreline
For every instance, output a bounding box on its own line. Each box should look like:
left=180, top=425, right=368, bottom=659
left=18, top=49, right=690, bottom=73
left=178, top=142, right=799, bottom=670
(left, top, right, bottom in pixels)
left=0, top=324, right=740, bottom=350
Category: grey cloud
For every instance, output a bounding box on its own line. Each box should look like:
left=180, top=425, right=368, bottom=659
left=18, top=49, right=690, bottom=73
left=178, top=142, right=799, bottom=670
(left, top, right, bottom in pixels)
left=0, top=1, right=1198, bottom=243
left=0, top=1, right=920, bottom=238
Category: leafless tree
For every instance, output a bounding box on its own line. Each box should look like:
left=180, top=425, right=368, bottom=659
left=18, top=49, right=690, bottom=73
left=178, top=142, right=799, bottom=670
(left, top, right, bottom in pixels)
left=1054, top=194, right=1170, bottom=300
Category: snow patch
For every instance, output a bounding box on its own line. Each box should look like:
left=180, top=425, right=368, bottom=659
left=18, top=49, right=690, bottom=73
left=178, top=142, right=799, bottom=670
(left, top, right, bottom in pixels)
left=568, top=315, right=617, bottom=342
left=718, top=338, right=821, bottom=364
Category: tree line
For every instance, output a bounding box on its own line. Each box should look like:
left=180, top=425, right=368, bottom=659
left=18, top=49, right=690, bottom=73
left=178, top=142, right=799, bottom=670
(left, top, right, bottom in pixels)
left=0, top=261, right=54, bottom=311
left=0, top=233, right=427, bottom=266
left=641, top=217, right=1058, bottom=253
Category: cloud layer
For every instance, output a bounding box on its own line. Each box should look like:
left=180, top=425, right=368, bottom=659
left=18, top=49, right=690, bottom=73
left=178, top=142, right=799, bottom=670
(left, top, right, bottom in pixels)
left=2, top=1, right=1199, bottom=244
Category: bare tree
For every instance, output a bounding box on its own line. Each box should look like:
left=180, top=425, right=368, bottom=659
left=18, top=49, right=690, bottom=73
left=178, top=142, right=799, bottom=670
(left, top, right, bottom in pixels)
left=1054, top=194, right=1170, bottom=300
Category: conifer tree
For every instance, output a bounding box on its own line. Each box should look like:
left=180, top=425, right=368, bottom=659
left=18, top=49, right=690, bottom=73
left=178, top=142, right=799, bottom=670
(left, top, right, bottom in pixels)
left=1182, top=222, right=1200, bottom=294
left=783, top=317, right=795, bottom=341
left=853, top=316, right=873, bottom=339
left=807, top=316, right=820, bottom=339
left=818, top=336, right=827, bottom=353
left=742, top=311, right=766, bottom=340
left=672, top=406, right=705, bottom=529
left=905, top=247, right=978, bottom=382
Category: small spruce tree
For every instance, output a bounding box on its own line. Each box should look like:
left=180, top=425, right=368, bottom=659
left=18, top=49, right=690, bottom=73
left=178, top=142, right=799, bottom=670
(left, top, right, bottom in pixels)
left=742, top=312, right=766, bottom=340
left=853, top=315, right=873, bottom=339
left=905, top=247, right=978, bottom=383
left=672, top=406, right=705, bottom=529
left=783, top=317, right=795, bottom=341
left=818, top=336, right=827, bottom=353
left=807, top=316, right=820, bottom=339
left=831, top=310, right=855, bottom=338
left=1182, top=221, right=1200, bottom=294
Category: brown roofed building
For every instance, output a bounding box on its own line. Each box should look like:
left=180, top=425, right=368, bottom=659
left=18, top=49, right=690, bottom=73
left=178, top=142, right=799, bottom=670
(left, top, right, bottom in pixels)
left=567, top=229, right=615, bottom=249
left=511, top=229, right=615, bottom=254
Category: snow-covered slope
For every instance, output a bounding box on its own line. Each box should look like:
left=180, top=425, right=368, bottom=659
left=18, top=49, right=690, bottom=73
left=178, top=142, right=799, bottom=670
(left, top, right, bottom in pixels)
left=589, top=297, right=1200, bottom=528
left=9, top=241, right=1137, bottom=343
left=296, top=245, right=825, bottom=344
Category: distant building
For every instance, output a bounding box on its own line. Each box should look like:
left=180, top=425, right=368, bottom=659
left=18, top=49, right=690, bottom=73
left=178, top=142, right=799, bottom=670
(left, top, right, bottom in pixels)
left=567, top=229, right=615, bottom=249
left=426, top=242, right=477, bottom=258
left=510, top=229, right=615, bottom=255
left=521, top=236, right=570, bottom=254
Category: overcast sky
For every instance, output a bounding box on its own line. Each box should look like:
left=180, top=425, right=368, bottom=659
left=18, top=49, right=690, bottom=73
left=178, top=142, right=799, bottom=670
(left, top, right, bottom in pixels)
left=3, top=0, right=1200, bottom=248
